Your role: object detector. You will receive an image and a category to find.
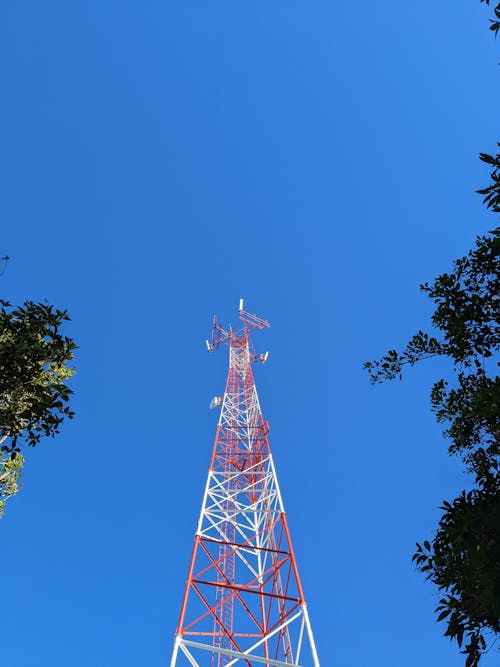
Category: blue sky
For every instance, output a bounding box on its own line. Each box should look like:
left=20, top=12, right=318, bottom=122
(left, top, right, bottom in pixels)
left=1, top=2, right=499, bottom=666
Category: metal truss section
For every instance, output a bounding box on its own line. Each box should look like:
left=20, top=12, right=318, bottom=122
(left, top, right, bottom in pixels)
left=170, top=305, right=320, bottom=667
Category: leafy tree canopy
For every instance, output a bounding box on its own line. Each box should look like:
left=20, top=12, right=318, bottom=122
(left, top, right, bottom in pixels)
left=364, top=11, right=500, bottom=659
left=363, top=76, right=500, bottom=479
left=0, top=300, right=76, bottom=517
left=364, top=149, right=499, bottom=664
left=364, top=228, right=499, bottom=481
left=413, top=480, right=500, bottom=666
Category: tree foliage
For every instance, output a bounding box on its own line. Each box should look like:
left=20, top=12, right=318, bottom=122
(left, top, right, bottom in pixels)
left=478, top=147, right=500, bottom=214
left=480, top=1, right=500, bottom=36
left=0, top=451, right=24, bottom=519
left=364, top=65, right=500, bottom=661
left=364, top=229, right=499, bottom=475
left=0, top=299, right=76, bottom=517
left=364, top=223, right=499, bottom=664
left=413, top=480, right=500, bottom=667
left=0, top=299, right=76, bottom=451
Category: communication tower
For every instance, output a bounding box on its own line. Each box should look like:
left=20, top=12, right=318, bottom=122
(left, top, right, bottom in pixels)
left=170, top=301, right=320, bottom=667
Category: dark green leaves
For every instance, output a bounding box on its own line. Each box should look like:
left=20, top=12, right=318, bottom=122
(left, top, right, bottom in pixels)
left=490, top=6, right=500, bottom=37
left=0, top=300, right=77, bottom=452
left=477, top=148, right=500, bottom=214
left=0, top=299, right=76, bottom=518
left=363, top=332, right=443, bottom=384
left=413, top=483, right=500, bottom=667
left=480, top=1, right=500, bottom=37
left=364, top=229, right=500, bottom=478
left=364, top=5, right=500, bottom=662
left=364, top=230, right=499, bottom=663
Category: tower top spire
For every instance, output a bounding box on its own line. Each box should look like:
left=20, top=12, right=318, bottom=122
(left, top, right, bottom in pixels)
left=205, top=299, right=270, bottom=363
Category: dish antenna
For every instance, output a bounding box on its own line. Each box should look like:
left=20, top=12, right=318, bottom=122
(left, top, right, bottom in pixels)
left=209, top=396, right=223, bottom=409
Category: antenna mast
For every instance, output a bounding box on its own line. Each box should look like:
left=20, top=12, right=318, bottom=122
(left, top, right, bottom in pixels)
left=170, top=300, right=320, bottom=667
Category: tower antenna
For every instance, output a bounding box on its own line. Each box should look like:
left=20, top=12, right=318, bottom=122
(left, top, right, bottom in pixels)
left=170, top=302, right=320, bottom=667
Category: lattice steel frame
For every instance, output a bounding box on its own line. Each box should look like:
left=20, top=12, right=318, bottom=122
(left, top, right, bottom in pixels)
left=170, top=303, right=320, bottom=667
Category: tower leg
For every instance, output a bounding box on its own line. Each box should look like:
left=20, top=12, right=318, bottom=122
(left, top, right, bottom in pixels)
left=169, top=636, right=180, bottom=667
left=303, top=604, right=321, bottom=667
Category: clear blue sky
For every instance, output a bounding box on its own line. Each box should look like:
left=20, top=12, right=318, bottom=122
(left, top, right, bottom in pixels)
left=1, top=2, right=498, bottom=666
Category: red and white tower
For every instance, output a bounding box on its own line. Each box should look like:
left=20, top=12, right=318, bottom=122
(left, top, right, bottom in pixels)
left=170, top=301, right=320, bottom=667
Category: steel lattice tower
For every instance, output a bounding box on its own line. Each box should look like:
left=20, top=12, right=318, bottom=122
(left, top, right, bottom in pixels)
left=170, top=302, right=320, bottom=667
